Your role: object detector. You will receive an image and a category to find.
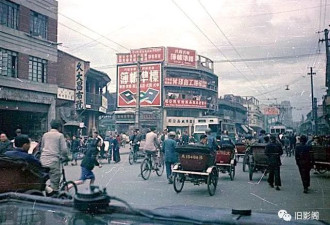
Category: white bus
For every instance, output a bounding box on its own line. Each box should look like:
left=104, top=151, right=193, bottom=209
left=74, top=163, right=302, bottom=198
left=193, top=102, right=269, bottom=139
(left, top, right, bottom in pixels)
left=269, top=125, right=286, bottom=135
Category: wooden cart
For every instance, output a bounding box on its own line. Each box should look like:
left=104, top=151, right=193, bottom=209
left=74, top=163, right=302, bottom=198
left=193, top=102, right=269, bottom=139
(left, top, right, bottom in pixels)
left=172, top=145, right=219, bottom=196
left=311, top=145, right=330, bottom=174
left=245, top=144, right=268, bottom=181
left=216, top=145, right=236, bottom=181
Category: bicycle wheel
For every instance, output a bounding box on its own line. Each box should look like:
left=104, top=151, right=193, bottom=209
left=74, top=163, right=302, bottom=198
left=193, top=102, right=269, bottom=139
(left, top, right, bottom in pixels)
left=128, top=152, right=134, bottom=165
left=59, top=181, right=78, bottom=199
left=141, top=158, right=151, bottom=180
left=156, top=160, right=164, bottom=176
left=173, top=173, right=185, bottom=193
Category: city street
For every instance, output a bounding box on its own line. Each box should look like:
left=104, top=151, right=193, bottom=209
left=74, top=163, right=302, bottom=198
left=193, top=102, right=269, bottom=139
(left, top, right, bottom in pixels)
left=64, top=146, right=330, bottom=223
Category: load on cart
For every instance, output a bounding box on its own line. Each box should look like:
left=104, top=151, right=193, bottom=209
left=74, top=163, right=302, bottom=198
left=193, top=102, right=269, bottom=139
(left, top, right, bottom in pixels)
left=172, top=144, right=219, bottom=196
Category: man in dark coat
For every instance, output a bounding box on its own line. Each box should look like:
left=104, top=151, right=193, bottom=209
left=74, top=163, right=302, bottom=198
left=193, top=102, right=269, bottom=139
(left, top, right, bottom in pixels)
left=181, top=130, right=189, bottom=145
left=163, top=132, right=178, bottom=184
left=295, top=135, right=312, bottom=193
left=0, top=133, right=11, bottom=154
left=265, top=135, right=283, bottom=190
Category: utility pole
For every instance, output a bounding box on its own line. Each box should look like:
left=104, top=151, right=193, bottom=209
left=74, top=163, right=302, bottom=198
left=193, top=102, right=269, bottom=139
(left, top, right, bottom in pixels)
left=320, top=29, right=330, bottom=94
left=308, top=67, right=316, bottom=135
left=135, top=56, right=141, bottom=131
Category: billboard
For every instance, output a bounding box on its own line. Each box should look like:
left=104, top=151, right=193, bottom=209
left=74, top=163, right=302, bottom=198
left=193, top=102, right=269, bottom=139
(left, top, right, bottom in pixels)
left=117, top=47, right=165, bottom=64
left=164, top=99, right=207, bottom=109
left=117, top=63, right=162, bottom=107
left=75, top=61, right=85, bottom=110
left=263, top=107, right=280, bottom=115
left=164, top=77, right=207, bottom=88
left=167, top=47, right=196, bottom=67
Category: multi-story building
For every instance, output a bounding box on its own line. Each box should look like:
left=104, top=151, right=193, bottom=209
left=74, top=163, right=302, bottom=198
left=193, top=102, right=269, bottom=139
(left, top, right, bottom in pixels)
left=0, top=0, right=58, bottom=139
left=115, top=47, right=218, bottom=135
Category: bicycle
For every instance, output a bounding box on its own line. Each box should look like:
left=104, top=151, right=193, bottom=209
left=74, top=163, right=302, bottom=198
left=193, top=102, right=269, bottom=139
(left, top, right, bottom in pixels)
left=128, top=142, right=144, bottom=165
left=140, top=150, right=164, bottom=180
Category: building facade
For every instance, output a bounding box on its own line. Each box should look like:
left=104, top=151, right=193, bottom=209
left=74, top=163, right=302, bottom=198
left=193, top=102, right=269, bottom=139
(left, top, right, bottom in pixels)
left=115, top=47, right=218, bottom=135
left=0, top=0, right=58, bottom=139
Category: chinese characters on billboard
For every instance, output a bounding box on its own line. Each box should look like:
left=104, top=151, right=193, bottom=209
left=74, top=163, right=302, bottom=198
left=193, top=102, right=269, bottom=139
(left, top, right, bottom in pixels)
left=167, top=47, right=196, bottom=67
left=164, top=77, right=207, bottom=88
left=75, top=61, right=85, bottom=110
left=117, top=47, right=165, bottom=64
left=164, top=99, right=207, bottom=109
left=117, top=64, right=162, bottom=107
left=263, top=107, right=280, bottom=115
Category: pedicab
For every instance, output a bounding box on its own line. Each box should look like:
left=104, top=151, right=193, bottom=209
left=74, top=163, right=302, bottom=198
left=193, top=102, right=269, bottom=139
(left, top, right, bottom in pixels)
left=311, top=145, right=330, bottom=174
left=172, top=145, right=219, bottom=196
left=215, top=144, right=236, bottom=180
left=245, top=144, right=269, bottom=181
left=235, top=142, right=247, bottom=162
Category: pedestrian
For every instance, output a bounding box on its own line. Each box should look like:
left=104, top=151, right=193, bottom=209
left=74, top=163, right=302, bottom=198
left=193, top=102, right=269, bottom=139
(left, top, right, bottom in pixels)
left=295, top=135, right=312, bottom=193
left=0, top=133, right=11, bottom=154
left=163, top=131, right=178, bottom=184
left=205, top=128, right=219, bottom=152
left=181, top=130, right=189, bottom=145
left=258, top=130, right=267, bottom=143
left=265, top=135, right=283, bottom=190
left=40, top=120, right=68, bottom=195
left=112, top=135, right=120, bottom=163
left=71, top=135, right=80, bottom=166
left=69, top=132, right=102, bottom=189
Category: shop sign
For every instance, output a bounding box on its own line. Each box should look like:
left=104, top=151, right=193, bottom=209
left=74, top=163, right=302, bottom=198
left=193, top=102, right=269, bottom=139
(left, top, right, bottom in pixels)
left=167, top=47, right=196, bottom=67
left=117, top=47, right=165, bottom=64
left=164, top=99, right=206, bottom=108
left=75, top=61, right=85, bottom=110
left=57, top=88, right=75, bottom=101
left=263, top=107, right=280, bottom=115
left=117, top=64, right=162, bottom=107
left=164, top=77, right=207, bottom=88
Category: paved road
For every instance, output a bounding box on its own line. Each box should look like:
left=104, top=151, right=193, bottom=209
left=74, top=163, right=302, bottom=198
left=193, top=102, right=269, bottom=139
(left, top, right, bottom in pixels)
left=64, top=147, right=330, bottom=222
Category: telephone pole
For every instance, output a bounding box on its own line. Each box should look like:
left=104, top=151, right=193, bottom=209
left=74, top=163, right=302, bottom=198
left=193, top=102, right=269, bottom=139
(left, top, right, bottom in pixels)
left=135, top=56, right=141, bottom=131
left=308, top=67, right=317, bottom=135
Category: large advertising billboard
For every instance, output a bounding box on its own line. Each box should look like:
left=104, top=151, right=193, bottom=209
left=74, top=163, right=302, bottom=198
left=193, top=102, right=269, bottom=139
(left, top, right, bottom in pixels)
left=263, top=107, right=280, bottom=115
left=117, top=47, right=165, bottom=64
left=167, top=47, right=196, bottom=67
left=117, top=64, right=162, bottom=107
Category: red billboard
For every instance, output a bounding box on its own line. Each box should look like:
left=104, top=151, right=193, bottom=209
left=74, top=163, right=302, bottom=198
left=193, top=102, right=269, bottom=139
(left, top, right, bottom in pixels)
left=263, top=107, right=280, bottom=115
left=164, top=77, right=207, bottom=88
left=117, top=47, right=165, bottom=64
left=117, top=64, right=162, bottom=107
left=167, top=47, right=196, bottom=67
left=164, top=99, right=207, bottom=108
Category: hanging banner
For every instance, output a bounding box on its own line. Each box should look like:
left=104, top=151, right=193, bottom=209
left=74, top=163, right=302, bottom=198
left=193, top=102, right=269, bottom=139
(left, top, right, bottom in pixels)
left=117, top=63, right=162, bottom=107
left=75, top=61, right=85, bottom=110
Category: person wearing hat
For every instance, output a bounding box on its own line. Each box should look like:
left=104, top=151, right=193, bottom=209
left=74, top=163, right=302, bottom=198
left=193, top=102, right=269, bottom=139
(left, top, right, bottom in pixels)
left=163, top=131, right=178, bottom=184
left=295, top=135, right=312, bottom=193
left=265, top=135, right=283, bottom=190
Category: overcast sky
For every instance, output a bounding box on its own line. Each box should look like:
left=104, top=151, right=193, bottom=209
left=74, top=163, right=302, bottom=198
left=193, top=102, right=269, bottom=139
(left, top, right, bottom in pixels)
left=57, top=0, right=329, bottom=121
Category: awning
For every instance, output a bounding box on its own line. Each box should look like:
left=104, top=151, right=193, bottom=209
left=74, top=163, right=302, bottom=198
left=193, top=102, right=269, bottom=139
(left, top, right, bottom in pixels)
left=241, top=125, right=249, bottom=133
left=64, top=121, right=85, bottom=128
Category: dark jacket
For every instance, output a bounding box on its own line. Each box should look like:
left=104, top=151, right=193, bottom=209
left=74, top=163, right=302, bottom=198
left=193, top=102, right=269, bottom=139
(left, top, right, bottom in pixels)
left=71, top=140, right=80, bottom=153
left=164, top=138, right=178, bottom=163
left=295, top=143, right=312, bottom=168
left=81, top=138, right=100, bottom=170
left=0, top=140, right=11, bottom=154
left=181, top=134, right=189, bottom=145
left=207, top=135, right=218, bottom=152
left=5, top=148, right=42, bottom=169
left=265, top=142, right=283, bottom=167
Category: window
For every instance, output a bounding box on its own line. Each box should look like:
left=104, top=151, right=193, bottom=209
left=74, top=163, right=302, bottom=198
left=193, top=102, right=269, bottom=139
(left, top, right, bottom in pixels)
left=0, top=0, right=19, bottom=29
left=30, top=11, right=47, bottom=39
left=0, top=48, right=17, bottom=77
left=28, top=56, right=47, bottom=83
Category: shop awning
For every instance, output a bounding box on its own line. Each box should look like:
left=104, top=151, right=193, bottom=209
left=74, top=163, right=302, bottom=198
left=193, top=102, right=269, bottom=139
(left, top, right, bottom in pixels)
left=64, top=121, right=85, bottom=127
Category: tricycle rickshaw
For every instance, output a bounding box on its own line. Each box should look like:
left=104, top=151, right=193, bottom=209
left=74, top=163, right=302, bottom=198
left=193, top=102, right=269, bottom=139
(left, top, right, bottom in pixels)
left=311, top=145, right=330, bottom=174
left=215, top=145, right=236, bottom=180
left=172, top=145, right=219, bottom=196
left=235, top=142, right=247, bottom=162
left=245, top=144, right=269, bottom=181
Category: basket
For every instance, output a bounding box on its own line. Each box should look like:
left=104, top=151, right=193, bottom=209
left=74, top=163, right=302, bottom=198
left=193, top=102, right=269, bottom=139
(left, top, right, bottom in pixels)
left=176, top=145, right=213, bottom=171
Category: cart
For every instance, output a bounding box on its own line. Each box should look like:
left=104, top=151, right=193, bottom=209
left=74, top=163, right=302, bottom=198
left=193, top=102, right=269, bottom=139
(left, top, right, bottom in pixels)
left=235, top=142, right=246, bottom=162
left=311, top=145, right=330, bottom=174
left=172, top=145, right=219, bottom=196
left=0, top=156, right=46, bottom=194
left=215, top=145, right=236, bottom=180
left=246, top=144, right=268, bottom=181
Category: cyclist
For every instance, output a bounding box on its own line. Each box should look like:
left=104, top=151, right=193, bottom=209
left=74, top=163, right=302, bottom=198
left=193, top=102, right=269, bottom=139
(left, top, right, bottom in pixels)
left=144, top=127, right=160, bottom=167
left=130, top=129, right=142, bottom=154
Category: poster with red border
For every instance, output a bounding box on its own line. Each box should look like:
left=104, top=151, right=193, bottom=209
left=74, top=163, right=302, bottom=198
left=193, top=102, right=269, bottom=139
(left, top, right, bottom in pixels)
left=167, top=47, right=197, bottom=67
left=117, top=47, right=165, bottom=64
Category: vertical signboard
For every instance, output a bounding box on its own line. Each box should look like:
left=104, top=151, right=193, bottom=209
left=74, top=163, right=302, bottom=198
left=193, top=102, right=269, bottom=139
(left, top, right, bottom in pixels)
left=167, top=47, right=196, bottom=67
left=117, top=64, right=162, bottom=107
left=75, top=61, right=85, bottom=110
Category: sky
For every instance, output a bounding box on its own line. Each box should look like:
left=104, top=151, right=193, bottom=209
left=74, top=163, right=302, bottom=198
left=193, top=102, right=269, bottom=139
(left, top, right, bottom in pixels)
left=57, top=0, right=329, bottom=121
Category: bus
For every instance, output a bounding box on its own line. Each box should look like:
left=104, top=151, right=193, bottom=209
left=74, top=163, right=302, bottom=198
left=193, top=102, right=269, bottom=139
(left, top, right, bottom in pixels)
left=269, top=125, right=286, bottom=135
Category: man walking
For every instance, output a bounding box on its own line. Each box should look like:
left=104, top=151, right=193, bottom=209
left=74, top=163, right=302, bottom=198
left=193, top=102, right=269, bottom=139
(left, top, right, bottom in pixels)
left=265, top=135, right=283, bottom=190
left=163, top=131, right=177, bottom=184
left=40, top=120, right=68, bottom=195
left=295, top=135, right=312, bottom=193
left=71, top=135, right=80, bottom=166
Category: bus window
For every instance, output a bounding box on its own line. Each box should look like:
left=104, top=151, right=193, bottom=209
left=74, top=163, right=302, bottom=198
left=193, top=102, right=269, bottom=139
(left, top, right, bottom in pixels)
left=195, top=125, right=208, bottom=132
left=209, top=124, right=220, bottom=133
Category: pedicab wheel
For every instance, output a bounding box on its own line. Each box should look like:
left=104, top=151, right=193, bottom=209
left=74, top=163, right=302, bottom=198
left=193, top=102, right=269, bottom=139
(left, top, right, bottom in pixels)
left=229, top=164, right=235, bottom=181
left=248, top=161, right=254, bottom=181
left=207, top=169, right=218, bottom=196
left=173, top=173, right=185, bottom=193
left=141, top=158, right=151, bottom=180
left=24, top=189, right=44, bottom=196
left=128, top=152, right=134, bottom=165
left=156, top=161, right=164, bottom=176
left=242, top=154, right=248, bottom=172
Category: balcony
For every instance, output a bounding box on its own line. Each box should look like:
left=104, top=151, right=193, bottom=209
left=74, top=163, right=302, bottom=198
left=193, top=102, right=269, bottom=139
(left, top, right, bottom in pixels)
left=86, top=92, right=102, bottom=111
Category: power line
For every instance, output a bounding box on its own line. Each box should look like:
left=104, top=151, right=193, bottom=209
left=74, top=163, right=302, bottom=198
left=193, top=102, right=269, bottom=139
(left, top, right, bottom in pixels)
left=171, top=0, right=269, bottom=98
left=59, top=13, right=130, bottom=51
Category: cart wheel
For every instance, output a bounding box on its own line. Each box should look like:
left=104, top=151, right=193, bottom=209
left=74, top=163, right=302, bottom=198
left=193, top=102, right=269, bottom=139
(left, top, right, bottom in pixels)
left=173, top=173, right=185, bottom=193
left=243, top=155, right=248, bottom=172
left=128, top=152, right=134, bottom=165
left=156, top=161, right=164, bottom=176
left=141, top=158, right=151, bottom=180
left=207, top=169, right=218, bottom=196
left=248, top=161, right=254, bottom=181
left=230, top=164, right=235, bottom=181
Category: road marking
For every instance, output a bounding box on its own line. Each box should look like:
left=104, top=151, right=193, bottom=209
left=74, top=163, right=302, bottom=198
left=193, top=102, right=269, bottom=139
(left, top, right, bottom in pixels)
left=250, top=193, right=278, bottom=206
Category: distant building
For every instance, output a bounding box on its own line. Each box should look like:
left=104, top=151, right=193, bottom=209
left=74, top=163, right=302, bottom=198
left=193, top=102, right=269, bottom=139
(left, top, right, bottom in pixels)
left=280, top=101, right=293, bottom=127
